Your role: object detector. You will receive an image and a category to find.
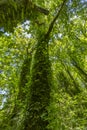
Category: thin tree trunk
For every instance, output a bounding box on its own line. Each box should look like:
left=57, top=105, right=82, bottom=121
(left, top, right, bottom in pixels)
left=10, top=55, right=32, bottom=127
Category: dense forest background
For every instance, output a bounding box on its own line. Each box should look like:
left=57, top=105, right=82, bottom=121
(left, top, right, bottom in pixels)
left=0, top=0, right=87, bottom=130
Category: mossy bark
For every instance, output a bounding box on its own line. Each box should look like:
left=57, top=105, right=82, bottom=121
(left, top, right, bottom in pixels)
left=10, top=55, right=32, bottom=124
left=24, top=36, right=52, bottom=130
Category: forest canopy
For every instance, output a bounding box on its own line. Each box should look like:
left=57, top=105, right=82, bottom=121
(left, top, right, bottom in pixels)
left=0, top=0, right=87, bottom=130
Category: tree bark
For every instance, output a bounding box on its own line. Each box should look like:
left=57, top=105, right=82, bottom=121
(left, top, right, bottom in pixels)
left=24, top=35, right=52, bottom=130
left=9, top=55, right=32, bottom=129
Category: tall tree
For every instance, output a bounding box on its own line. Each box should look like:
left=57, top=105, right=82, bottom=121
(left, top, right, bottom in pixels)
left=23, top=1, right=67, bottom=129
left=1, top=0, right=87, bottom=130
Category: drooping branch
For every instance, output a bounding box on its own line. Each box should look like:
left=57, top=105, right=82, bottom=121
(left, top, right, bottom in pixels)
left=60, top=60, right=81, bottom=93
left=0, top=0, right=49, bottom=31
left=45, top=0, right=67, bottom=38
left=0, top=0, right=49, bottom=15
left=71, top=57, right=87, bottom=80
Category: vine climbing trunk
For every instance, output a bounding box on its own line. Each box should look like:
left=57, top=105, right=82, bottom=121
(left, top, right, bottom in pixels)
left=24, top=35, right=52, bottom=130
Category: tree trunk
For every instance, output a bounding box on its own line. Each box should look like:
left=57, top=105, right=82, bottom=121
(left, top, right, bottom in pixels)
left=23, top=1, right=67, bottom=129
left=10, top=55, right=32, bottom=128
left=24, top=35, right=52, bottom=130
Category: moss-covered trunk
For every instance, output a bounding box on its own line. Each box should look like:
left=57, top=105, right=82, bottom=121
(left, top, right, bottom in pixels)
left=10, top=55, right=32, bottom=127
left=24, top=35, right=52, bottom=130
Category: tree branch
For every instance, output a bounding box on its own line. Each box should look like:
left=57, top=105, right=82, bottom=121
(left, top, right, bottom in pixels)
left=45, top=0, right=67, bottom=38
left=0, top=0, right=49, bottom=31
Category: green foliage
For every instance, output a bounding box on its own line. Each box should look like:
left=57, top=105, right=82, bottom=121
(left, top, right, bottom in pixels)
left=47, top=89, right=87, bottom=130
left=0, top=0, right=87, bottom=130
